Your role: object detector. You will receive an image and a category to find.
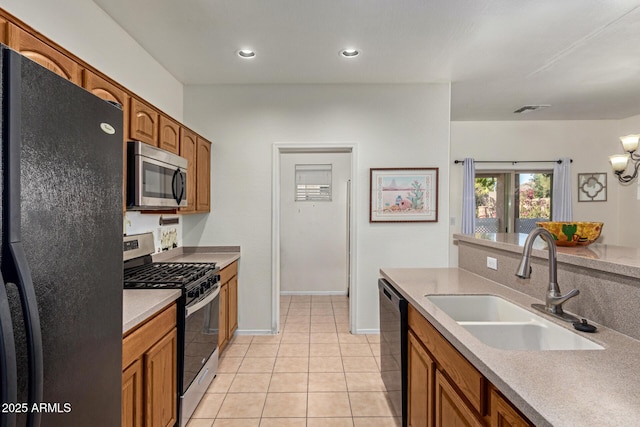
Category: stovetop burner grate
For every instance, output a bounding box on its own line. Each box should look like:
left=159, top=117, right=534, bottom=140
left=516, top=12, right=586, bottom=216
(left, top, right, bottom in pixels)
left=124, top=262, right=217, bottom=289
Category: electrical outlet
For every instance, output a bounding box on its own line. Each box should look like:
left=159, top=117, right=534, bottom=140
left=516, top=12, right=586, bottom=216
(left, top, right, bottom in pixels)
left=487, top=257, right=498, bottom=270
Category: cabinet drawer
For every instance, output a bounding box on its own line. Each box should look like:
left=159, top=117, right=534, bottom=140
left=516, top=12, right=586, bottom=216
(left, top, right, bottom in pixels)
left=408, top=305, right=485, bottom=414
left=123, top=303, right=177, bottom=369
left=219, top=260, right=238, bottom=284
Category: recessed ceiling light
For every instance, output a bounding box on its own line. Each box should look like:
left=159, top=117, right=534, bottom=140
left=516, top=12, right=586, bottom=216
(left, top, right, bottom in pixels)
left=237, top=49, right=256, bottom=59
left=340, top=48, right=359, bottom=58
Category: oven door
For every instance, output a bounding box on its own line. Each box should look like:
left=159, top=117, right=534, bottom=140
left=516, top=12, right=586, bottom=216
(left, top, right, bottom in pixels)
left=181, top=284, right=220, bottom=426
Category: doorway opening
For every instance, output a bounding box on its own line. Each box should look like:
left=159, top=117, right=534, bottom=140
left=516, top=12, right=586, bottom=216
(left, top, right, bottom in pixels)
left=272, top=144, right=357, bottom=334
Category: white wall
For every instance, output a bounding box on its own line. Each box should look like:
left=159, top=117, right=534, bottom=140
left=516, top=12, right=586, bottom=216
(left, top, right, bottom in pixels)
left=449, top=120, right=623, bottom=265
left=0, top=0, right=184, bottom=120
left=617, top=114, right=640, bottom=247
left=280, top=152, right=351, bottom=294
left=182, top=83, right=451, bottom=333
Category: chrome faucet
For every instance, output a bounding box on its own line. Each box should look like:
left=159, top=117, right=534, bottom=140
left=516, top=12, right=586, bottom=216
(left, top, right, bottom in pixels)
left=515, top=227, right=580, bottom=322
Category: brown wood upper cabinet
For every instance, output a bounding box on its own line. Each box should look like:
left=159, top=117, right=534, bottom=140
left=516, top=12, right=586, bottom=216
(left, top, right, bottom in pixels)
left=0, top=9, right=213, bottom=215
left=130, top=97, right=159, bottom=146
left=179, top=128, right=197, bottom=213
left=6, top=23, right=82, bottom=84
left=159, top=115, right=180, bottom=154
left=82, top=70, right=130, bottom=210
left=0, top=18, right=7, bottom=44
left=196, top=137, right=211, bottom=213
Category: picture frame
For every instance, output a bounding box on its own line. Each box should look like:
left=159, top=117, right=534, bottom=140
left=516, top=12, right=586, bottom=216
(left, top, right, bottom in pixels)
left=370, top=168, right=439, bottom=222
left=577, top=173, right=607, bottom=202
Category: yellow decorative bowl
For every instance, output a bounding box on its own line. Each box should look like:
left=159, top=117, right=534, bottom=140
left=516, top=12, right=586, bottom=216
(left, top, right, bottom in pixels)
left=536, top=222, right=603, bottom=246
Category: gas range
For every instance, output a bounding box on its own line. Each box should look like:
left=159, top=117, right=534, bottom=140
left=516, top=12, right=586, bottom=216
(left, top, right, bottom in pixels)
left=124, top=261, right=219, bottom=304
left=123, top=234, right=220, bottom=304
left=123, top=232, right=221, bottom=427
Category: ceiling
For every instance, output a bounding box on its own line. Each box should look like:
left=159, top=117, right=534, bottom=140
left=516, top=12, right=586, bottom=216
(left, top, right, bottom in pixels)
left=92, top=0, right=640, bottom=121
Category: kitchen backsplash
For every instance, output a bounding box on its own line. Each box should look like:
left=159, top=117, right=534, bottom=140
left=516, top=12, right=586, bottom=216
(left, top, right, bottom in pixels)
left=124, top=211, right=183, bottom=253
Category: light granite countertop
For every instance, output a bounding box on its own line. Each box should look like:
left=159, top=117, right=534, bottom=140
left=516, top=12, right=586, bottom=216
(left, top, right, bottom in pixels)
left=123, top=289, right=181, bottom=334
left=123, top=246, right=241, bottom=334
left=380, top=267, right=640, bottom=427
left=454, top=232, right=640, bottom=278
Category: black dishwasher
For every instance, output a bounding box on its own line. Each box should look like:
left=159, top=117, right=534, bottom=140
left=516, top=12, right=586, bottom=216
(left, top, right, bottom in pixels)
left=378, top=278, right=408, bottom=427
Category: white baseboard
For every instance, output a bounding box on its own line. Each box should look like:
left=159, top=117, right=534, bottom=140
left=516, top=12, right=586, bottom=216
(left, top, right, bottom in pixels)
left=234, top=329, right=276, bottom=336
left=280, top=290, right=348, bottom=296
left=352, top=328, right=380, bottom=335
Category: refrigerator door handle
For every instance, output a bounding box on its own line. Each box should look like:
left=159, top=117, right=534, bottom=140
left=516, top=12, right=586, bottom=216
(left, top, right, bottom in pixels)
left=172, top=168, right=185, bottom=205
left=4, top=49, right=43, bottom=427
left=0, top=275, right=18, bottom=427
left=8, top=243, right=43, bottom=427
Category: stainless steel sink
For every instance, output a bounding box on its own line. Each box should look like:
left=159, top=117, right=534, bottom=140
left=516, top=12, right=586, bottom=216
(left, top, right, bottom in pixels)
left=425, top=294, right=603, bottom=351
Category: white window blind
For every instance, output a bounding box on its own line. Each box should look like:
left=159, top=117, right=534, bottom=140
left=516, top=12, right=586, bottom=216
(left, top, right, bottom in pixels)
left=295, top=164, right=332, bottom=201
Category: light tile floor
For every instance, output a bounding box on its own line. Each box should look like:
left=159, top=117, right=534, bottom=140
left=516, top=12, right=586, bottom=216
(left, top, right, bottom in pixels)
left=187, top=295, right=401, bottom=427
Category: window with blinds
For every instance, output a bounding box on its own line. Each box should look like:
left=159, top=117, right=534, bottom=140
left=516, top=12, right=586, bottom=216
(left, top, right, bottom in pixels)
left=295, top=164, right=332, bottom=201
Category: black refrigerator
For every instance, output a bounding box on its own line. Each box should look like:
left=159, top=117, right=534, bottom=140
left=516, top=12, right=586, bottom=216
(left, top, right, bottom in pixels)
left=0, top=44, right=123, bottom=427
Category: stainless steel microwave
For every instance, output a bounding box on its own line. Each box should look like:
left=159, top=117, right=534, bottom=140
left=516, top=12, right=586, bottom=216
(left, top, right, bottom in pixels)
left=126, top=141, right=188, bottom=209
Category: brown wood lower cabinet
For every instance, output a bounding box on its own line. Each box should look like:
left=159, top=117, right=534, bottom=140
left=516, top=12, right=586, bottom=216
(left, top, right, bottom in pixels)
left=408, top=331, right=435, bottom=427
left=218, top=261, right=239, bottom=352
left=407, top=305, right=532, bottom=427
left=489, top=387, right=532, bottom=427
left=122, top=359, right=143, bottom=427
left=435, top=371, right=483, bottom=427
left=123, top=303, right=178, bottom=427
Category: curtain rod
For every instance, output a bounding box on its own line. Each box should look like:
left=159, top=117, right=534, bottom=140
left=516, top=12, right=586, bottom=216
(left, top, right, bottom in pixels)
left=453, top=159, right=572, bottom=165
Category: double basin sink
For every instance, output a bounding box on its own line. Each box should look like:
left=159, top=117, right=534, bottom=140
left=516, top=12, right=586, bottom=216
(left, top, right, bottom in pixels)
left=425, top=294, right=603, bottom=351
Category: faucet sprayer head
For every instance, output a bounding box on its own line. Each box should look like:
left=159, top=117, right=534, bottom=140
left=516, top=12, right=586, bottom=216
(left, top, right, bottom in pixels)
left=515, top=257, right=532, bottom=279
left=515, top=227, right=550, bottom=279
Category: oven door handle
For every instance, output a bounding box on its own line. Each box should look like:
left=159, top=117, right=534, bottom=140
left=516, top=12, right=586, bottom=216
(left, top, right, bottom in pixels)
left=186, top=284, right=220, bottom=317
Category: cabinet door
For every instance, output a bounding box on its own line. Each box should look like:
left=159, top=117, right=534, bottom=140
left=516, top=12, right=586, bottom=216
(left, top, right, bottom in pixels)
left=83, top=70, right=129, bottom=211
left=219, top=283, right=229, bottom=351
left=6, top=23, right=82, bottom=84
left=159, top=115, right=180, bottom=154
left=435, top=371, right=483, bottom=427
left=408, top=331, right=435, bottom=427
left=130, top=97, right=159, bottom=146
left=409, top=305, right=484, bottom=413
left=228, top=275, right=238, bottom=337
left=490, top=387, right=532, bottom=427
left=179, top=128, right=197, bottom=213
left=196, top=137, right=211, bottom=212
left=144, top=328, right=178, bottom=427
left=0, top=18, right=7, bottom=44
left=122, top=359, right=144, bottom=427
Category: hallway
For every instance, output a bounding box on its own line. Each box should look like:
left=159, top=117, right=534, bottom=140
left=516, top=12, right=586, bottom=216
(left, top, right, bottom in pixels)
left=186, top=294, right=400, bottom=427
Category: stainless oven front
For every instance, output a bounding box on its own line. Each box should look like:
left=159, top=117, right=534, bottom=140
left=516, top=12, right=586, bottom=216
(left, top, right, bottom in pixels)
left=181, top=283, right=220, bottom=426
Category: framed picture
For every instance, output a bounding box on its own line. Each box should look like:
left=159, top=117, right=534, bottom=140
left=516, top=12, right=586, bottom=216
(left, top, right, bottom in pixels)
left=577, top=173, right=607, bottom=202
left=370, top=168, right=439, bottom=222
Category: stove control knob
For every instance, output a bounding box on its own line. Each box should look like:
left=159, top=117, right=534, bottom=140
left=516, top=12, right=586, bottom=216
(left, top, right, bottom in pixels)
left=188, top=289, right=200, bottom=299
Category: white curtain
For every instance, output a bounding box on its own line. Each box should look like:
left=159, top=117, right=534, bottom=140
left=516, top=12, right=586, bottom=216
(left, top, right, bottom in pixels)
left=552, top=158, right=573, bottom=221
left=461, top=158, right=476, bottom=234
